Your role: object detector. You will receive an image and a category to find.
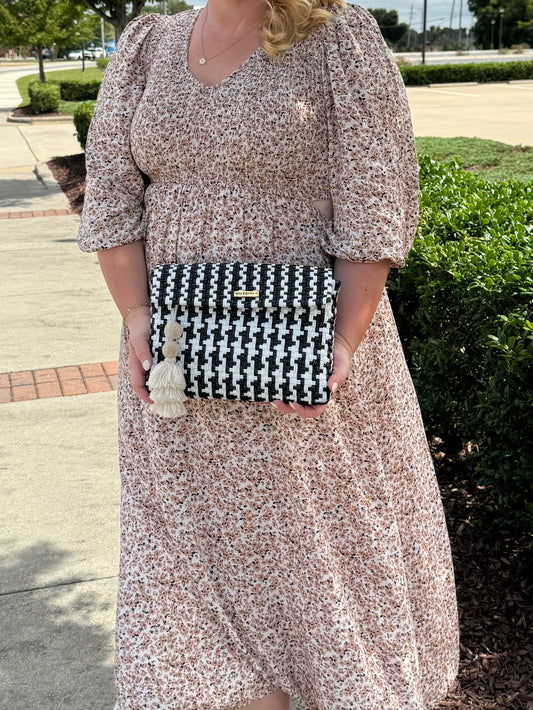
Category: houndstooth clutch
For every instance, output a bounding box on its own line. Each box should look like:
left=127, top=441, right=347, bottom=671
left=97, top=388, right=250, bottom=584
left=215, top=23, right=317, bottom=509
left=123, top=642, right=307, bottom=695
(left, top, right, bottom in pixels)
left=149, top=262, right=339, bottom=408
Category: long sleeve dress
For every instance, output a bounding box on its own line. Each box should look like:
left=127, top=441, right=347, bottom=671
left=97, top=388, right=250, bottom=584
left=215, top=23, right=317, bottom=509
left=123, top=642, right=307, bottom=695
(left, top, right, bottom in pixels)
left=77, top=5, right=460, bottom=710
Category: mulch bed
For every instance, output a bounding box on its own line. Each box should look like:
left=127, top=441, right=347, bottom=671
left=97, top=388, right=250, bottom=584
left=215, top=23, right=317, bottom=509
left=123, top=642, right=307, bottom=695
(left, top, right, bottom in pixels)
left=10, top=106, right=36, bottom=117
left=48, top=153, right=533, bottom=710
left=434, top=448, right=533, bottom=710
left=11, top=105, right=72, bottom=119
left=47, top=153, right=86, bottom=214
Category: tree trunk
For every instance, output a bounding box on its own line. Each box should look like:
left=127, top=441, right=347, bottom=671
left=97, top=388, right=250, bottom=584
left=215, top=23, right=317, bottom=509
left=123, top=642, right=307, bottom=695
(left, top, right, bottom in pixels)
left=81, top=0, right=148, bottom=42
left=37, top=44, right=46, bottom=83
left=115, top=0, right=127, bottom=42
left=114, top=18, right=126, bottom=43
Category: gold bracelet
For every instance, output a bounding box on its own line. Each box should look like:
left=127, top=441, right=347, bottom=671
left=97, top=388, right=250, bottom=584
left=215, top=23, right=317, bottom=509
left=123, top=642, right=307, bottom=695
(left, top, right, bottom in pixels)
left=123, top=303, right=150, bottom=327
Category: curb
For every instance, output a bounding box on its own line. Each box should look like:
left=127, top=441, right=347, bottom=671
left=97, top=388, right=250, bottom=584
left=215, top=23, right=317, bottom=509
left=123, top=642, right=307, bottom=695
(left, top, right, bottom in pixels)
left=33, top=161, right=75, bottom=214
left=428, top=81, right=479, bottom=88
left=34, top=161, right=61, bottom=191
left=7, top=111, right=73, bottom=124
left=420, top=79, right=533, bottom=89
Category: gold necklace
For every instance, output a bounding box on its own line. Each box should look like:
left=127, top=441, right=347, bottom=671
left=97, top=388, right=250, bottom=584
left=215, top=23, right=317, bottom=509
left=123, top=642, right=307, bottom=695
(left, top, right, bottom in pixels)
left=198, top=5, right=260, bottom=65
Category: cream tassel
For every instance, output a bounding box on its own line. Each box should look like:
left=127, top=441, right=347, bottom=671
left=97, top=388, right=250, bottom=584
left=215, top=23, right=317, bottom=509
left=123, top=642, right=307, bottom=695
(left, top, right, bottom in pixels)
left=147, top=319, right=187, bottom=418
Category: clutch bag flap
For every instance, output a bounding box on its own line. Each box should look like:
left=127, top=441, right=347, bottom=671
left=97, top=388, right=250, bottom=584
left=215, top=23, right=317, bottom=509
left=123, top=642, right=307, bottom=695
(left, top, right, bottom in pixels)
left=149, top=262, right=339, bottom=404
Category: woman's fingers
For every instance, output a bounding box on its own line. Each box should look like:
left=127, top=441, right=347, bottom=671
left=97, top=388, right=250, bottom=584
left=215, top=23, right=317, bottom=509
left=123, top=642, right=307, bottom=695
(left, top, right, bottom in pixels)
left=133, top=340, right=152, bottom=373
left=289, top=402, right=328, bottom=418
left=327, top=361, right=350, bottom=395
left=127, top=314, right=153, bottom=403
left=270, top=400, right=294, bottom=414
left=327, top=338, right=352, bottom=394
left=129, top=350, right=153, bottom=404
left=270, top=400, right=328, bottom=419
left=129, top=320, right=152, bottom=372
left=271, top=337, right=354, bottom=418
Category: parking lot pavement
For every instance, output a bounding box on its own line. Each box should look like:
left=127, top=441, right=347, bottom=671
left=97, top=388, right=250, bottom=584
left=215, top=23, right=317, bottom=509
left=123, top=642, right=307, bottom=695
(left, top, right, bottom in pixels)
left=406, top=80, right=533, bottom=145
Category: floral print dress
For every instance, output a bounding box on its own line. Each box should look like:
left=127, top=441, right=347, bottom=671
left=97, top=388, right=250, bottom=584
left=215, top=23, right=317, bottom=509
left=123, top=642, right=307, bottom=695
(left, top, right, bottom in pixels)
left=78, top=5, right=459, bottom=709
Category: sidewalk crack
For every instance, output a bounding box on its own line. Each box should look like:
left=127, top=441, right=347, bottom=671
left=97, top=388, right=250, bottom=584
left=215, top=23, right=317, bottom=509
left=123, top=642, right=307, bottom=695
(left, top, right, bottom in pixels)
left=17, top=125, right=40, bottom=163
left=0, top=574, right=119, bottom=597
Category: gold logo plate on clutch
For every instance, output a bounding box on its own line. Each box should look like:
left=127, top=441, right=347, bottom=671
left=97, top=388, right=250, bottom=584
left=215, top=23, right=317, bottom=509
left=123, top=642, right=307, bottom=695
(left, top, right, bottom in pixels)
left=233, top=290, right=259, bottom=298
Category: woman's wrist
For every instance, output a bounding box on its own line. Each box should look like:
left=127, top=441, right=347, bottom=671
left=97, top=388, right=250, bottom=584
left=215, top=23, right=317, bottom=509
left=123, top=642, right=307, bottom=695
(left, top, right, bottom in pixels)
left=123, top=303, right=150, bottom=328
left=334, top=331, right=356, bottom=358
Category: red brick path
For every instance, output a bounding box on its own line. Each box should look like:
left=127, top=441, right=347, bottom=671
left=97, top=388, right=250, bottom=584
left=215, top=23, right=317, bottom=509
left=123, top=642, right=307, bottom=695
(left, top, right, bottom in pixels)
left=0, top=362, right=118, bottom=403
left=0, top=208, right=74, bottom=220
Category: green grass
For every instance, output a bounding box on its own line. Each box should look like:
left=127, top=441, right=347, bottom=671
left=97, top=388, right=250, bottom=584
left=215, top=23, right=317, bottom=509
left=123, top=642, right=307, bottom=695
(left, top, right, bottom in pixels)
left=415, top=136, right=533, bottom=183
left=16, top=67, right=102, bottom=106
left=57, top=100, right=85, bottom=116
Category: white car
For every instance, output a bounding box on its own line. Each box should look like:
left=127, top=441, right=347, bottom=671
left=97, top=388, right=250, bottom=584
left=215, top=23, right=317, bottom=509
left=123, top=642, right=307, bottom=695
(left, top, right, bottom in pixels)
left=67, top=49, right=90, bottom=60
left=89, top=47, right=106, bottom=59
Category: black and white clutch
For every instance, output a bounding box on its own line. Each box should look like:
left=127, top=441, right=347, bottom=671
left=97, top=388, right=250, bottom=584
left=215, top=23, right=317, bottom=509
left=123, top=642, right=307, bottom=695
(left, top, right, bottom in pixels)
left=148, top=262, right=339, bottom=418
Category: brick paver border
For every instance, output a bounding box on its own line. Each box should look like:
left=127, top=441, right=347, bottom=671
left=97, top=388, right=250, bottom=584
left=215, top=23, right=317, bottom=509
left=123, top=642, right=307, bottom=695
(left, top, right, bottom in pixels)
left=0, top=208, right=75, bottom=220
left=0, top=362, right=118, bottom=403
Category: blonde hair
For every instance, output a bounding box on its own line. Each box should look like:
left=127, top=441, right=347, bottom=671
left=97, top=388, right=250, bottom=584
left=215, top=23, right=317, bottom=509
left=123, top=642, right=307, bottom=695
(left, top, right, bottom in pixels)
left=261, top=0, right=346, bottom=58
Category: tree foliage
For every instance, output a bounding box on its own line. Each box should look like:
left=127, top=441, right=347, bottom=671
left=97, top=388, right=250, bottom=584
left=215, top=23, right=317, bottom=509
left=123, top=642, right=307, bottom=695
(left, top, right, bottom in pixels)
left=367, top=8, right=409, bottom=47
left=0, top=0, right=94, bottom=81
left=80, top=0, right=191, bottom=41
left=468, top=0, right=533, bottom=47
left=81, top=0, right=148, bottom=41
left=141, top=0, right=191, bottom=15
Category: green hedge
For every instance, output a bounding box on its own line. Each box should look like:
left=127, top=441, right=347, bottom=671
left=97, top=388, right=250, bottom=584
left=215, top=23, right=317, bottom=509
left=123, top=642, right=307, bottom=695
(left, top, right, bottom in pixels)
left=28, top=81, right=61, bottom=113
left=388, top=156, right=533, bottom=530
left=73, top=100, right=96, bottom=149
left=52, top=79, right=101, bottom=101
left=399, top=59, right=533, bottom=85
left=96, top=57, right=111, bottom=71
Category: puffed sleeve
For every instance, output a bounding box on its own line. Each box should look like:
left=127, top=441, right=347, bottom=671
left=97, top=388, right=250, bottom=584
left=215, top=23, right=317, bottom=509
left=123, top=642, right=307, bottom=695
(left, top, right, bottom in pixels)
left=322, top=4, right=419, bottom=269
left=77, top=13, right=162, bottom=252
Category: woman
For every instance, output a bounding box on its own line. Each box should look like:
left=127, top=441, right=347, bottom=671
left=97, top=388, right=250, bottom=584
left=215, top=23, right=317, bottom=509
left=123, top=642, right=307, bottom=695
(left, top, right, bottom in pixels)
left=78, top=1, right=459, bottom=708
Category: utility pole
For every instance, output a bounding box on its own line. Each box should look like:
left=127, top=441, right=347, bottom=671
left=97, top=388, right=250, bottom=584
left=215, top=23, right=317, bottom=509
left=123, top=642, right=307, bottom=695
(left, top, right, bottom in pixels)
left=458, top=0, right=463, bottom=49
left=498, top=8, right=504, bottom=49
left=449, top=0, right=456, bottom=48
left=449, top=0, right=456, bottom=33
left=421, top=0, right=427, bottom=65
left=407, top=4, right=414, bottom=50
left=100, top=16, right=105, bottom=56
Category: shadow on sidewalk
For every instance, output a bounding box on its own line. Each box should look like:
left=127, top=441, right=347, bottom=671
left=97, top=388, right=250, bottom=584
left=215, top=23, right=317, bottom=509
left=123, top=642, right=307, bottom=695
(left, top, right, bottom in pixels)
left=0, top=541, right=116, bottom=710
left=0, top=176, right=54, bottom=212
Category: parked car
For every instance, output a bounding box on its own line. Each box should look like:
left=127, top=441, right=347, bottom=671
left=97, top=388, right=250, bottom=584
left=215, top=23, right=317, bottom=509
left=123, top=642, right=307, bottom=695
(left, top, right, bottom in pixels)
left=30, top=47, right=52, bottom=59
left=87, top=46, right=106, bottom=59
left=67, top=49, right=92, bottom=60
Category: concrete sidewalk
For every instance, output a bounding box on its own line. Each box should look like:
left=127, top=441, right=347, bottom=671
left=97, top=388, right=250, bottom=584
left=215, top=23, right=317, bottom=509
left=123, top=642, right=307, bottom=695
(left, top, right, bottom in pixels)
left=0, top=69, right=121, bottom=710
left=1, top=62, right=532, bottom=709
left=0, top=122, right=79, bottom=213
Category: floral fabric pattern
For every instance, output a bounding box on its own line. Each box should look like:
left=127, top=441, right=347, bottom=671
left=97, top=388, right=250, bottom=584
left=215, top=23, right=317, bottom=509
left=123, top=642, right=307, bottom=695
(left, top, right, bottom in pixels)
left=78, top=5, right=459, bottom=709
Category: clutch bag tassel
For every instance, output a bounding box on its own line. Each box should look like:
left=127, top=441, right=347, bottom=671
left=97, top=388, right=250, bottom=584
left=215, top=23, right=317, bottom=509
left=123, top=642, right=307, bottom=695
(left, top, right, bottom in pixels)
left=147, top=315, right=187, bottom=418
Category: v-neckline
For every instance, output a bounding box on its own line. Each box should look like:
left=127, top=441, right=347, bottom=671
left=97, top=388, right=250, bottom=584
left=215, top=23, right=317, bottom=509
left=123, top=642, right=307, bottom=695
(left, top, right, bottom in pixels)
left=184, top=8, right=264, bottom=90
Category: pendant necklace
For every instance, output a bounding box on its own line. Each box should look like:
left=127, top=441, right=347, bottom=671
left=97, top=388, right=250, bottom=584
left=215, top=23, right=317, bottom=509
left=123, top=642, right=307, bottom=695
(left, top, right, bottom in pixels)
left=198, top=5, right=260, bottom=65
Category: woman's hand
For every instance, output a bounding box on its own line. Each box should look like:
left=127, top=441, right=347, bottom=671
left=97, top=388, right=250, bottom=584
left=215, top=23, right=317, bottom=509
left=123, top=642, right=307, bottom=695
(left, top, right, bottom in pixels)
left=96, top=242, right=153, bottom=403
left=270, top=334, right=353, bottom=419
left=125, top=307, right=154, bottom=404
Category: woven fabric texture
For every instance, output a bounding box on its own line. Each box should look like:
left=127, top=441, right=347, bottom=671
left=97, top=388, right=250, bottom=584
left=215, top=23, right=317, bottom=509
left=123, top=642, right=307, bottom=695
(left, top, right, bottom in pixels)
left=150, top=263, right=339, bottom=404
